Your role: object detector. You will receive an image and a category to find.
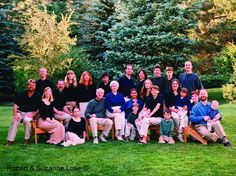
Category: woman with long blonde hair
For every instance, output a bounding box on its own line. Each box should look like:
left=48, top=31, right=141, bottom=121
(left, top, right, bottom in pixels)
left=140, top=79, right=153, bottom=102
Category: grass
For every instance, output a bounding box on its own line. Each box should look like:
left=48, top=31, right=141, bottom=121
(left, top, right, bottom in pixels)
left=0, top=88, right=236, bottom=176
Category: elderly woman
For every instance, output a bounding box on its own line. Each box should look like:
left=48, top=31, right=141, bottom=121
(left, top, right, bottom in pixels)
left=105, top=81, right=126, bottom=141
left=38, top=87, right=65, bottom=145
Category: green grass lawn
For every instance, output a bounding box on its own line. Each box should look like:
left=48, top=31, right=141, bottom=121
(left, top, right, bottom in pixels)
left=0, top=88, right=236, bottom=176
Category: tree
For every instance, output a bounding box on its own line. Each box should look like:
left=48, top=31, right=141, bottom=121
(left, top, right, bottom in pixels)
left=99, top=0, right=203, bottom=78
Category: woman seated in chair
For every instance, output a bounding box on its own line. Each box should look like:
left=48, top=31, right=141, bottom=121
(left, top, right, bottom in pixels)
left=62, top=107, right=86, bottom=146
left=38, top=87, right=65, bottom=145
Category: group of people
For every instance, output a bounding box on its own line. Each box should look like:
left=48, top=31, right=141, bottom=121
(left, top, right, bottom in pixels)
left=6, top=61, right=231, bottom=147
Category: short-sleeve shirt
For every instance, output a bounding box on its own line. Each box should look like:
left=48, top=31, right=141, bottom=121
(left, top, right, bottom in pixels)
left=14, top=90, right=41, bottom=112
left=67, top=118, right=86, bottom=138
left=146, top=94, right=163, bottom=118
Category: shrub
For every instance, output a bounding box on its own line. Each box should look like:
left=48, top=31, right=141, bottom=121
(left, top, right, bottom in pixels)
left=201, top=74, right=231, bottom=88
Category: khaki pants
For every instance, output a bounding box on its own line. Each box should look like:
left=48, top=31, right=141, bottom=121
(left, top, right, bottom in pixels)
left=7, top=111, right=34, bottom=141
left=171, top=111, right=188, bottom=134
left=125, top=123, right=136, bottom=140
left=139, top=117, right=162, bottom=137
left=195, top=121, right=228, bottom=143
left=89, top=118, right=113, bottom=137
left=106, top=106, right=125, bottom=136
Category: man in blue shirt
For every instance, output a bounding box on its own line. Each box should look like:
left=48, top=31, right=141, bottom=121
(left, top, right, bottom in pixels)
left=179, top=61, right=203, bottom=95
left=190, top=89, right=231, bottom=147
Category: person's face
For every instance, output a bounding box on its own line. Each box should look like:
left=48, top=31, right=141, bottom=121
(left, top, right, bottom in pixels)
left=171, top=81, right=179, bottom=91
left=185, top=61, right=192, bottom=73
left=84, top=73, right=90, bottom=82
left=151, top=88, right=159, bottom=97
left=211, top=102, right=218, bottom=110
left=153, top=68, right=161, bottom=77
left=27, top=82, right=36, bottom=92
left=102, top=76, right=109, bottom=84
left=39, top=69, right=47, bottom=78
left=44, top=89, right=52, bottom=98
left=96, top=89, right=104, bottom=99
left=191, top=94, right=199, bottom=103
left=130, top=90, right=138, bottom=99
left=111, top=84, right=118, bottom=92
left=199, top=90, right=208, bottom=101
left=164, top=112, right=171, bottom=120
left=67, top=73, right=74, bottom=80
left=132, top=106, right=139, bottom=113
left=144, top=80, right=151, bottom=89
left=125, top=66, right=133, bottom=76
left=57, top=80, right=65, bottom=90
left=180, top=91, right=187, bottom=98
left=73, top=108, right=80, bottom=117
left=166, top=70, right=173, bottom=78
left=138, top=71, right=145, bottom=81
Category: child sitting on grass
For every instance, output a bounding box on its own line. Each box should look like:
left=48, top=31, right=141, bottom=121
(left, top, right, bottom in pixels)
left=207, top=100, right=221, bottom=132
left=159, top=109, right=175, bottom=144
left=125, top=103, right=139, bottom=142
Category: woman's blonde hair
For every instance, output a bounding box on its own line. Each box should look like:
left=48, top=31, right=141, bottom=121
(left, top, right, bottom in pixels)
left=79, top=71, right=93, bottom=85
left=64, top=70, right=78, bottom=88
left=42, top=87, right=54, bottom=102
left=140, top=79, right=153, bottom=99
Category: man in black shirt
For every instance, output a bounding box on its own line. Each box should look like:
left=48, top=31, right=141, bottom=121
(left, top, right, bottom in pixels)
left=36, top=67, right=53, bottom=94
left=53, top=80, right=72, bottom=126
left=97, top=72, right=111, bottom=96
left=6, top=79, right=41, bottom=145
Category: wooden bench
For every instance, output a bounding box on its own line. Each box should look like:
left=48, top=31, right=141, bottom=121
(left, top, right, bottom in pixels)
left=183, top=125, right=207, bottom=145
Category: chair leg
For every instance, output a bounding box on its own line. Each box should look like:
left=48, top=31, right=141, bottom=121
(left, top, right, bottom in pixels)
left=112, top=119, right=115, bottom=141
left=183, top=128, right=187, bottom=143
left=35, top=132, right=37, bottom=144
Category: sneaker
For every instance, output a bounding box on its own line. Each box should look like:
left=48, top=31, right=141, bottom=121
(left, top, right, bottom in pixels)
left=93, top=137, right=99, bottom=144
left=158, top=136, right=165, bottom=144
left=178, top=135, right=184, bottom=142
left=167, top=137, right=175, bottom=145
left=116, top=135, right=124, bottom=141
left=99, top=135, right=107, bottom=142
left=223, top=142, right=232, bottom=147
left=140, top=137, right=147, bottom=144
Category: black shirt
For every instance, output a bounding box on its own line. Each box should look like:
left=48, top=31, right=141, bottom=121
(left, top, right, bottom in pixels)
left=64, top=84, right=79, bottom=102
left=14, top=90, right=41, bottom=112
left=36, top=78, right=53, bottom=95
left=164, top=91, right=180, bottom=109
left=39, top=100, right=55, bottom=120
left=146, top=94, right=164, bottom=118
left=67, top=118, right=86, bottom=138
left=151, top=76, right=168, bottom=96
left=53, top=88, right=66, bottom=111
left=118, top=75, right=135, bottom=97
left=135, top=80, right=145, bottom=97
left=97, top=81, right=111, bottom=96
left=77, top=83, right=96, bottom=103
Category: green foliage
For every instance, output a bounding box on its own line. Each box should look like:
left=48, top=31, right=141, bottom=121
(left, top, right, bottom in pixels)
left=201, top=74, right=230, bottom=88
left=99, top=0, right=202, bottom=78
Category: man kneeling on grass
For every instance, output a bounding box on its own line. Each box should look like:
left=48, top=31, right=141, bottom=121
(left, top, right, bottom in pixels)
left=190, top=89, right=231, bottom=147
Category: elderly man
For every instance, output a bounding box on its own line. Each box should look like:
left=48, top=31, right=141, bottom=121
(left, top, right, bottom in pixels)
left=190, top=89, right=231, bottom=147
left=6, top=79, right=41, bottom=145
left=85, top=88, right=113, bottom=144
left=179, top=61, right=203, bottom=95
left=36, top=67, right=53, bottom=94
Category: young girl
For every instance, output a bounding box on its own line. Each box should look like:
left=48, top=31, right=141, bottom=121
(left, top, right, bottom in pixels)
left=62, top=107, right=86, bottom=147
left=170, top=87, right=190, bottom=142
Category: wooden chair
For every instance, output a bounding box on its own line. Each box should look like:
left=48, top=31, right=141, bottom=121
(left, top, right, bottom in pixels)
left=86, top=118, right=115, bottom=141
left=31, top=119, right=63, bottom=144
left=183, top=125, right=207, bottom=145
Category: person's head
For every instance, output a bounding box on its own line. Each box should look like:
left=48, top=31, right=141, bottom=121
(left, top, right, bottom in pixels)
left=199, top=89, right=208, bottom=102
left=65, top=70, right=77, bottom=87
left=170, top=79, right=180, bottom=92
left=132, top=103, right=139, bottom=114
left=39, top=67, right=47, bottom=79
left=138, top=70, right=148, bottom=81
left=191, top=91, right=199, bottom=104
left=110, top=81, right=119, bottom=92
left=42, top=87, right=54, bottom=102
left=56, top=79, right=65, bottom=91
left=80, top=71, right=93, bottom=85
left=125, top=64, right=133, bottom=76
left=144, top=79, right=153, bottom=89
left=180, top=87, right=188, bottom=98
left=27, top=79, right=36, bottom=92
left=153, top=64, right=162, bottom=78
left=165, top=66, right=174, bottom=79
left=211, top=100, right=219, bottom=110
left=151, top=85, right=160, bottom=97
left=163, top=109, right=171, bottom=121
left=130, top=88, right=138, bottom=99
left=72, top=107, right=80, bottom=118
left=101, top=72, right=110, bottom=84
left=184, top=61, right=193, bottom=73
left=96, top=88, right=105, bottom=100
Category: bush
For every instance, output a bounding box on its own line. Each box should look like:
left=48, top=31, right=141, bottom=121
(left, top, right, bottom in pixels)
left=201, top=74, right=231, bottom=88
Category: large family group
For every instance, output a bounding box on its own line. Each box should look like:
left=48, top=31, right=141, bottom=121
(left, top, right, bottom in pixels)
left=6, top=61, right=231, bottom=147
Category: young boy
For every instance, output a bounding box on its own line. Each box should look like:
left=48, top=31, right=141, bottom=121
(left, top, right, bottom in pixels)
left=159, top=109, right=175, bottom=144
left=207, top=100, right=221, bottom=132
left=125, top=103, right=139, bottom=141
